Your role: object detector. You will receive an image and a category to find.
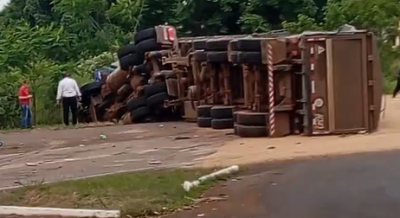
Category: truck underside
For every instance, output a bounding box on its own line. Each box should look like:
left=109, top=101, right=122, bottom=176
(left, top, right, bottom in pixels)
left=78, top=25, right=384, bottom=138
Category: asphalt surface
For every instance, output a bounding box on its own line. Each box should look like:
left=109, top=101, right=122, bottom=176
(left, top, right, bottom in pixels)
left=0, top=122, right=234, bottom=190
left=169, top=149, right=400, bottom=218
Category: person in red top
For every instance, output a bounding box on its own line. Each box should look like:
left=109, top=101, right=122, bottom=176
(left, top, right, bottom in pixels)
left=18, top=81, right=33, bottom=128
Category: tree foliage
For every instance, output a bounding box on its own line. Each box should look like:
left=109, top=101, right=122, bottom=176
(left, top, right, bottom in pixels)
left=0, top=0, right=397, bottom=128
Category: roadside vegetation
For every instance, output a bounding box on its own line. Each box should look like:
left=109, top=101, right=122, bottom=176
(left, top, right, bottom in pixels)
left=0, top=169, right=223, bottom=217
left=0, top=0, right=399, bottom=129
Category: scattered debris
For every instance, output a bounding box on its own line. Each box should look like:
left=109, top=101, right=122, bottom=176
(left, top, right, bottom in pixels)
left=174, top=136, right=191, bottom=140
left=197, top=214, right=205, bottom=217
left=268, top=146, right=275, bottom=150
left=103, top=164, right=124, bottom=168
left=183, top=165, right=239, bottom=192
left=148, top=160, right=162, bottom=165
left=99, top=134, right=107, bottom=139
left=25, top=162, right=39, bottom=167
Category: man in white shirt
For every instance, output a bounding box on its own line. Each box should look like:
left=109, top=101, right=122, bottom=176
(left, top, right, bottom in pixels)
left=56, top=72, right=82, bottom=126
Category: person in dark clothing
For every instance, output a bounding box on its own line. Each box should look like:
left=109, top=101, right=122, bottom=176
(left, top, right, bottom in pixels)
left=56, top=72, right=81, bottom=126
left=393, top=67, right=400, bottom=98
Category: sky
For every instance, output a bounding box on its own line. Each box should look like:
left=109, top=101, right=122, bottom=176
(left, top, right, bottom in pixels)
left=0, top=0, right=9, bottom=11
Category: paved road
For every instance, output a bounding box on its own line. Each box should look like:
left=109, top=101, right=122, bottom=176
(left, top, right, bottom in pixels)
left=0, top=122, right=234, bottom=190
left=170, top=150, right=400, bottom=218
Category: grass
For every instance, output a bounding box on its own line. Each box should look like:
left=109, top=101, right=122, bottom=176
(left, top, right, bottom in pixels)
left=0, top=168, right=221, bottom=217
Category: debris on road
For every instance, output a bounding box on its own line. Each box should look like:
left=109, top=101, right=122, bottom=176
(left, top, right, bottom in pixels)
left=25, top=162, right=39, bottom=167
left=174, top=136, right=192, bottom=140
left=183, top=165, right=239, bottom=192
left=148, top=160, right=162, bottom=165
left=100, top=134, right=107, bottom=139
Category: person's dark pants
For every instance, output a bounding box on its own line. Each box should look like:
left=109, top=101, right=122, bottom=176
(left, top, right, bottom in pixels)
left=393, top=77, right=400, bottom=98
left=21, top=104, right=32, bottom=128
left=62, top=97, right=78, bottom=126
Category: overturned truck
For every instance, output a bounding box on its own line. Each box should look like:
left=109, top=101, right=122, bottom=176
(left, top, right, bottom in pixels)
left=78, top=25, right=384, bottom=138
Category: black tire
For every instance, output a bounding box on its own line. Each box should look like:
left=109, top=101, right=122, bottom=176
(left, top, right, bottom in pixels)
left=146, top=92, right=169, bottom=107
left=230, top=39, right=238, bottom=51
left=197, top=117, right=212, bottom=128
left=134, top=28, right=156, bottom=44
left=235, top=52, right=262, bottom=64
left=136, top=38, right=160, bottom=54
left=211, top=106, right=235, bottom=119
left=235, top=111, right=268, bottom=126
left=127, top=96, right=146, bottom=111
left=206, top=38, right=231, bottom=51
left=131, top=106, right=150, bottom=121
left=117, top=44, right=136, bottom=59
left=119, top=53, right=143, bottom=71
left=207, top=52, right=228, bottom=63
left=233, top=110, right=250, bottom=122
left=197, top=105, right=213, bottom=117
left=229, top=52, right=239, bottom=64
left=135, top=64, right=150, bottom=76
left=147, top=51, right=164, bottom=59
left=143, top=82, right=167, bottom=97
left=212, top=118, right=234, bottom=129
left=193, top=51, right=207, bottom=62
left=193, top=39, right=207, bottom=50
left=80, top=82, right=102, bottom=96
left=235, top=39, right=262, bottom=51
left=235, top=124, right=268, bottom=137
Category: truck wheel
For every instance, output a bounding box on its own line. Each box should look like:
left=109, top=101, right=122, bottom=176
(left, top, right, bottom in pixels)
left=80, top=82, right=102, bottom=96
left=143, top=82, right=167, bottom=97
left=197, top=105, right=213, bottom=117
left=230, top=39, right=238, bottom=51
left=193, top=39, right=207, bottom=50
left=136, top=38, right=160, bottom=54
left=229, top=52, right=239, bottom=63
left=211, top=106, right=235, bottom=119
left=135, top=64, right=150, bottom=76
left=212, top=118, right=234, bottom=129
left=119, top=53, right=140, bottom=71
left=206, top=39, right=231, bottom=51
left=134, top=27, right=156, bottom=44
left=235, top=111, right=268, bottom=126
left=197, top=117, right=212, bottom=127
left=235, top=124, right=268, bottom=137
left=131, top=106, right=150, bottom=121
left=207, top=52, right=228, bottom=63
left=233, top=110, right=251, bottom=122
left=236, top=52, right=262, bottom=64
left=235, top=39, right=262, bottom=51
left=117, top=43, right=137, bottom=59
left=146, top=92, right=169, bottom=107
left=127, top=96, right=146, bottom=111
left=193, top=51, right=207, bottom=62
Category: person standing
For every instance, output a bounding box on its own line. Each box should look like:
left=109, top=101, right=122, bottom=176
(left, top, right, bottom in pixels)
left=18, top=81, right=33, bottom=128
left=56, top=72, right=81, bottom=126
left=393, top=65, right=400, bottom=98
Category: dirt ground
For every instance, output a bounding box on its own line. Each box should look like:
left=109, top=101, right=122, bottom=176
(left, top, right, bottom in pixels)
left=198, top=96, right=396, bottom=168
left=1, top=96, right=399, bottom=218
